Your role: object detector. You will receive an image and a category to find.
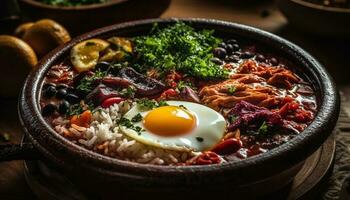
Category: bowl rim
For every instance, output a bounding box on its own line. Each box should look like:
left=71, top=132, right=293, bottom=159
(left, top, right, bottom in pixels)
left=19, top=18, right=339, bottom=175
left=19, top=0, right=129, bottom=10
left=289, top=0, right=350, bottom=13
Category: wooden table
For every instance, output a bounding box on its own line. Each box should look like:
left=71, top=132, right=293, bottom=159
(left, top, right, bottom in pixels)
left=0, top=0, right=349, bottom=199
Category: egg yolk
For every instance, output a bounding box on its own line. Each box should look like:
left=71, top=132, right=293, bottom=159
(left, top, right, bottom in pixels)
left=143, top=106, right=197, bottom=137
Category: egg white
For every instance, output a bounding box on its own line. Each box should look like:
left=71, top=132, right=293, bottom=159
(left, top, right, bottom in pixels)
left=119, top=101, right=226, bottom=152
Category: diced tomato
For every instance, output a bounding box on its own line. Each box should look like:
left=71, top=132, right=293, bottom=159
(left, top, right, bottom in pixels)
left=164, top=88, right=178, bottom=96
left=170, top=81, right=177, bottom=88
left=212, top=138, right=242, bottom=155
left=101, top=97, right=124, bottom=108
left=281, top=96, right=294, bottom=105
left=70, top=110, right=92, bottom=128
left=295, top=110, right=313, bottom=123
left=279, top=103, right=289, bottom=117
left=279, top=101, right=299, bottom=117
left=192, top=151, right=221, bottom=165
left=288, top=102, right=299, bottom=111
left=166, top=71, right=182, bottom=81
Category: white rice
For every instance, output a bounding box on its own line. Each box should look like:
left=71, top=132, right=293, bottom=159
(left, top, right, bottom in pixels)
left=54, top=101, right=196, bottom=165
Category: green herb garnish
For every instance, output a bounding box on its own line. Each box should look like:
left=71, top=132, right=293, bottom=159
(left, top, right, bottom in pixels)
left=177, top=80, right=195, bottom=91
left=76, top=70, right=107, bottom=93
left=119, top=117, right=143, bottom=134
left=68, top=102, right=93, bottom=116
left=258, top=121, right=269, bottom=135
left=134, top=22, right=229, bottom=80
left=69, top=104, right=84, bottom=116
left=136, top=99, right=168, bottom=111
left=227, top=85, right=237, bottom=94
left=158, top=100, right=169, bottom=107
left=228, top=115, right=237, bottom=123
left=136, top=99, right=158, bottom=110
left=120, top=86, right=136, bottom=98
left=131, top=113, right=143, bottom=122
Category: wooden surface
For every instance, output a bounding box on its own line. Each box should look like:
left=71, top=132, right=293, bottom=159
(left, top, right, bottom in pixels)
left=0, top=0, right=349, bottom=199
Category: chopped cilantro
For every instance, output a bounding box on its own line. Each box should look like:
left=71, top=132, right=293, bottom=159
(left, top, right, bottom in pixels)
left=227, top=85, right=236, bottom=94
left=228, top=115, right=237, bottom=123
left=136, top=99, right=158, bottom=110
left=258, top=121, right=269, bottom=135
left=136, top=99, right=168, bottom=110
left=119, top=117, right=143, bottom=134
left=158, top=100, right=169, bottom=107
left=69, top=104, right=84, bottom=116
left=76, top=70, right=107, bottom=93
left=68, top=102, right=93, bottom=116
left=120, top=86, right=136, bottom=98
left=134, top=22, right=229, bottom=80
left=131, top=113, right=143, bottom=122
left=177, top=80, right=195, bottom=91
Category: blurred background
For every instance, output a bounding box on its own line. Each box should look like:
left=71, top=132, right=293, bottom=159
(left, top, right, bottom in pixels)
left=0, top=0, right=349, bottom=199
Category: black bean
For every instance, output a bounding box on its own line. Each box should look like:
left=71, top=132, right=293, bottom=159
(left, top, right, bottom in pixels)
left=225, top=55, right=240, bottom=63
left=210, top=57, right=224, bottom=65
left=43, top=86, right=57, bottom=98
left=233, top=51, right=241, bottom=56
left=232, top=44, right=240, bottom=52
left=42, top=104, right=57, bottom=117
left=58, top=101, right=70, bottom=114
left=65, top=93, right=80, bottom=104
left=213, top=47, right=227, bottom=59
left=270, top=57, right=279, bottom=66
left=95, top=61, right=110, bottom=71
left=240, top=51, right=255, bottom=59
left=56, top=89, right=67, bottom=99
left=43, top=82, right=56, bottom=90
left=56, top=83, right=68, bottom=90
left=218, top=42, right=227, bottom=49
left=226, top=44, right=234, bottom=54
left=226, top=39, right=237, bottom=45
left=255, top=54, right=266, bottom=62
left=73, top=90, right=87, bottom=99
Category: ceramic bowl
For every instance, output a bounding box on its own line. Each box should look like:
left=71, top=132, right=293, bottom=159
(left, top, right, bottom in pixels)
left=1, top=18, right=340, bottom=199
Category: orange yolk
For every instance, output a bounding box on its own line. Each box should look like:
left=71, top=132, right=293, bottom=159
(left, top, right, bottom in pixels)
left=143, top=106, right=197, bottom=137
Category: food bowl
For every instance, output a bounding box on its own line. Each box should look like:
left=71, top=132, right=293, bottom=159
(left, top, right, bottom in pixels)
left=277, top=0, right=350, bottom=37
left=0, top=18, right=339, bottom=199
left=18, top=0, right=170, bottom=35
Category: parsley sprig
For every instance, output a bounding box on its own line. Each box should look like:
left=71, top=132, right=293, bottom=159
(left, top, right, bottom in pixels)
left=134, top=22, right=229, bottom=80
left=119, top=117, right=143, bottom=134
left=136, top=99, right=169, bottom=111
left=76, top=70, right=107, bottom=93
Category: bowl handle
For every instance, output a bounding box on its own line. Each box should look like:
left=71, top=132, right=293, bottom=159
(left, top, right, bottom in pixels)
left=0, top=143, right=39, bottom=161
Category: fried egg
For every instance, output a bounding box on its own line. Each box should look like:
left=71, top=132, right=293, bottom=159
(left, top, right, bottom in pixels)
left=119, top=101, right=226, bottom=152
